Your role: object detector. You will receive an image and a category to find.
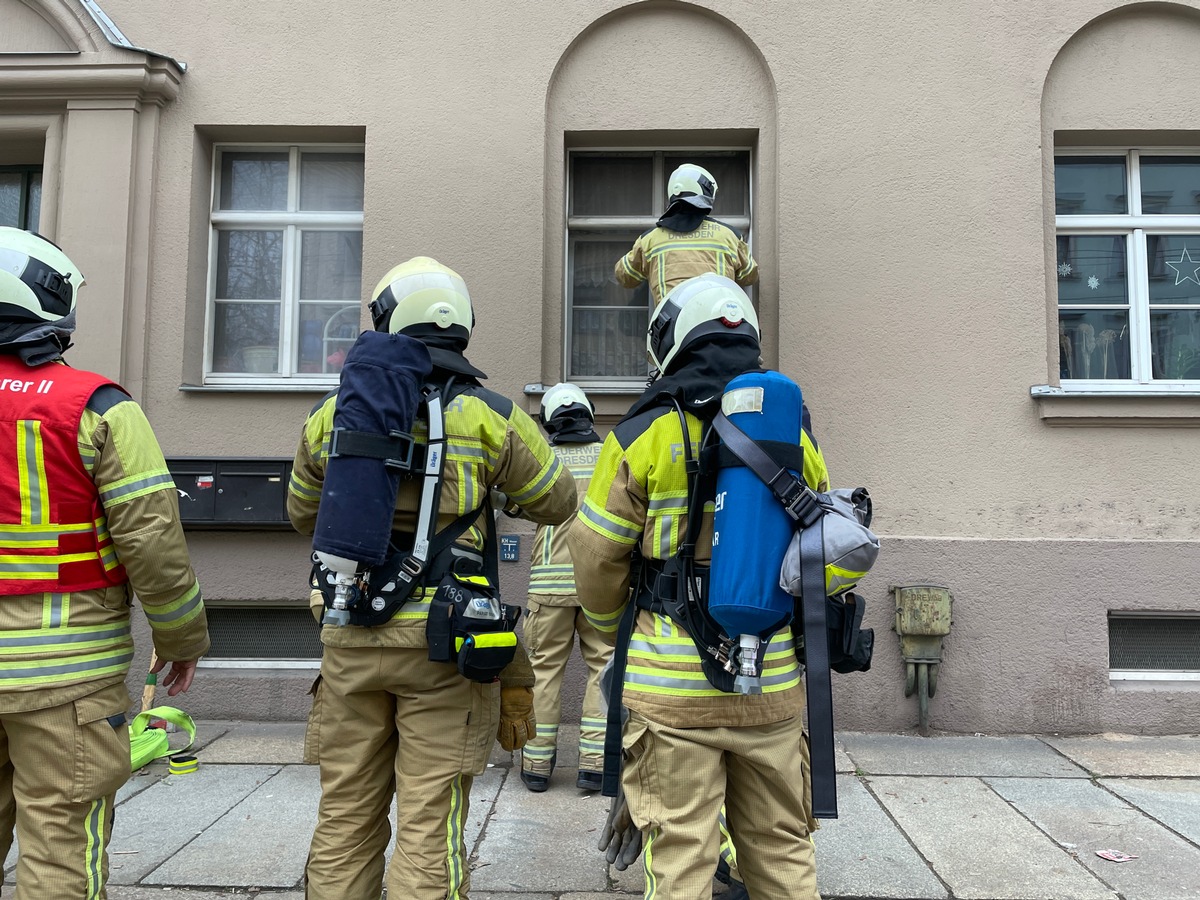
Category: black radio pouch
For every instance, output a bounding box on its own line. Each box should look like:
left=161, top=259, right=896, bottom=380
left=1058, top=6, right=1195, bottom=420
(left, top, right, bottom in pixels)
left=426, top=570, right=520, bottom=682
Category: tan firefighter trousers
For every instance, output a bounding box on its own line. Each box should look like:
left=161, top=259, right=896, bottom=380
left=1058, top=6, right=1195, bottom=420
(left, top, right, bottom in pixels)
left=522, top=600, right=610, bottom=776
left=0, top=682, right=131, bottom=900
left=621, top=710, right=820, bottom=900
left=304, top=644, right=499, bottom=900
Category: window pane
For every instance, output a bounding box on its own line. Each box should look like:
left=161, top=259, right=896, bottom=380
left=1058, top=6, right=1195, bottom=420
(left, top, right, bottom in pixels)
left=1140, top=156, right=1200, bottom=215
left=300, top=153, right=365, bottom=211
left=1058, top=310, right=1130, bottom=380
left=664, top=153, right=751, bottom=218
left=570, top=236, right=649, bottom=378
left=1148, top=234, right=1200, bottom=305
left=0, top=174, right=19, bottom=228
left=571, top=155, right=653, bottom=216
left=298, top=303, right=359, bottom=374
left=27, top=172, right=41, bottom=233
left=219, top=152, right=289, bottom=211
left=212, top=302, right=281, bottom=373
left=1151, top=310, right=1200, bottom=380
left=300, top=231, right=363, bottom=301
left=1054, top=157, right=1126, bottom=215
left=216, top=230, right=283, bottom=300
left=1056, top=235, right=1127, bottom=305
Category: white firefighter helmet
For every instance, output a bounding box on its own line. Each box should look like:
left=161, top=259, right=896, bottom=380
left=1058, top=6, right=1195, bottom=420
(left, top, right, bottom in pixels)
left=369, top=256, right=473, bottom=339
left=647, top=273, right=758, bottom=375
left=0, top=227, right=84, bottom=325
left=540, top=381, right=594, bottom=426
left=667, top=163, right=717, bottom=211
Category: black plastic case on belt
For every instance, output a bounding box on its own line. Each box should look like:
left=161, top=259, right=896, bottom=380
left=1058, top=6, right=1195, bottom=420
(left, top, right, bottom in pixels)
left=166, top=458, right=294, bottom=529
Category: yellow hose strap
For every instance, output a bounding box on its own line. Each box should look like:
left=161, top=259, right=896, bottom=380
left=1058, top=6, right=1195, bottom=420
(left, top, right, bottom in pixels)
left=129, top=706, right=196, bottom=771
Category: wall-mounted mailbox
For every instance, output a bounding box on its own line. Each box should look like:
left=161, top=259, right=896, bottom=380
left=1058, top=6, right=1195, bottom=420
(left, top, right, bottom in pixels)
left=167, top=458, right=294, bottom=529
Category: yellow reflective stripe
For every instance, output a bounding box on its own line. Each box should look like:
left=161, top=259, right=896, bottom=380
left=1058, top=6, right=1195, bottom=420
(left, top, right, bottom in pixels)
left=578, top=498, right=640, bottom=544
left=509, top=454, right=564, bottom=506
left=16, top=420, right=49, bottom=525
left=97, top=469, right=174, bottom=506
left=85, top=796, right=106, bottom=899
left=737, top=257, right=757, bottom=279
left=645, top=241, right=737, bottom=257
left=143, top=580, right=203, bottom=629
left=621, top=253, right=646, bottom=282
left=624, top=664, right=800, bottom=697
left=0, top=622, right=131, bottom=655
left=288, top=472, right=321, bottom=501
left=0, top=551, right=105, bottom=579
left=0, top=522, right=92, bottom=549
left=645, top=826, right=660, bottom=897
left=445, top=773, right=467, bottom=897
left=0, top=647, right=135, bottom=686
left=583, top=603, right=625, bottom=634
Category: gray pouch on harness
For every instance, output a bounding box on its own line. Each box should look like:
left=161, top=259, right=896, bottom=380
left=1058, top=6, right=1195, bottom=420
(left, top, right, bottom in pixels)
left=426, top=571, right=520, bottom=683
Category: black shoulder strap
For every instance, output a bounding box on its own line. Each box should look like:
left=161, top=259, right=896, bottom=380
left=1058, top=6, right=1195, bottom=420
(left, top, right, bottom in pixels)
left=711, top=411, right=839, bottom=817
left=711, top=412, right=823, bottom=528
left=800, top=519, right=838, bottom=819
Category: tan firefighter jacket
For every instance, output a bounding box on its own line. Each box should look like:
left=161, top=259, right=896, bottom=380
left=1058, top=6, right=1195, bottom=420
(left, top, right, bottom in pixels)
left=615, top=218, right=758, bottom=305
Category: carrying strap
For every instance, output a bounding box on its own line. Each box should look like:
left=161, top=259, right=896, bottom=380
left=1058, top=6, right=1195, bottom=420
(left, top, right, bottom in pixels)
left=800, top=519, right=838, bottom=818
left=129, top=706, right=196, bottom=771
left=711, top=412, right=822, bottom=528
left=712, top=411, right=839, bottom=816
left=602, top=597, right=639, bottom=798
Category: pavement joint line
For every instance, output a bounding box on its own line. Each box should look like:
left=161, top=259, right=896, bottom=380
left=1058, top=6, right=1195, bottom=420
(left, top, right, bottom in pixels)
left=856, top=773, right=957, bottom=900
left=978, top=776, right=1123, bottom=899
left=1091, top=775, right=1200, bottom=853
left=134, top=764, right=289, bottom=887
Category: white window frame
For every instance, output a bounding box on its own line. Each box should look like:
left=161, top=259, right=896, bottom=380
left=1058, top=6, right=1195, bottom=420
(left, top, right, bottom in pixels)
left=1055, top=147, right=1200, bottom=394
left=204, top=143, right=365, bottom=387
left=563, top=146, right=754, bottom=388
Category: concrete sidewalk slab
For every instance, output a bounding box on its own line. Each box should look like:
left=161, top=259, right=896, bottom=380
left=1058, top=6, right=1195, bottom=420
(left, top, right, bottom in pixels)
left=109, top=764, right=282, bottom=884
left=473, top=765, right=609, bottom=894
left=109, top=891, right=303, bottom=899
left=196, top=722, right=308, bottom=764
left=870, top=775, right=1116, bottom=899
left=1041, top=735, right=1200, bottom=777
left=817, top=775, right=948, bottom=899
left=988, top=776, right=1200, bottom=900
left=842, top=733, right=1089, bottom=777
left=1101, top=778, right=1200, bottom=845
left=143, top=764, right=318, bottom=888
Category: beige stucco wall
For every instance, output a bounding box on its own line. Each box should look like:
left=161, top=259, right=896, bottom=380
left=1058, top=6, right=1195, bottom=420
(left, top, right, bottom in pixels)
left=7, top=0, right=1200, bottom=730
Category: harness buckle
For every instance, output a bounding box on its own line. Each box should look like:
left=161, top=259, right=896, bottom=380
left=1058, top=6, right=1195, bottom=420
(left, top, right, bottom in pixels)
left=772, top=473, right=823, bottom=528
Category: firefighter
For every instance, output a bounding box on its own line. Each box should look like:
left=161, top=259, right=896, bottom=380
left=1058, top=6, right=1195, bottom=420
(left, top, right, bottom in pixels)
left=569, top=274, right=825, bottom=899
left=614, top=163, right=758, bottom=306
left=520, top=383, right=609, bottom=793
left=289, top=256, right=576, bottom=900
left=0, top=226, right=209, bottom=899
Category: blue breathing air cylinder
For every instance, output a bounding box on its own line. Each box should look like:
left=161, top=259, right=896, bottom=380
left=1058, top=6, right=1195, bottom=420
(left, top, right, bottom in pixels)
left=708, top=371, right=803, bottom=689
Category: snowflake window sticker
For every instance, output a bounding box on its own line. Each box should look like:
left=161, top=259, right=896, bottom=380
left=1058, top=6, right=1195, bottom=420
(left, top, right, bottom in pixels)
left=1087, top=275, right=1101, bottom=290
left=1057, top=262, right=1073, bottom=277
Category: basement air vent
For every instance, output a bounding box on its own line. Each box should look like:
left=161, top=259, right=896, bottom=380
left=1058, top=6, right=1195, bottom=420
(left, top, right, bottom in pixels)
left=1109, top=613, right=1200, bottom=679
left=203, top=605, right=322, bottom=663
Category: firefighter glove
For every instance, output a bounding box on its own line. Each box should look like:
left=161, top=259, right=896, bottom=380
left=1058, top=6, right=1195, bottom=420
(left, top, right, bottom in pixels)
left=599, top=784, right=642, bottom=871
left=497, top=685, right=535, bottom=751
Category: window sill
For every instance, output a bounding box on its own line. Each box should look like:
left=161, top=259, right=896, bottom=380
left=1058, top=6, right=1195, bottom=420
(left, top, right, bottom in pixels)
left=180, top=382, right=337, bottom=394
left=1031, top=384, right=1200, bottom=426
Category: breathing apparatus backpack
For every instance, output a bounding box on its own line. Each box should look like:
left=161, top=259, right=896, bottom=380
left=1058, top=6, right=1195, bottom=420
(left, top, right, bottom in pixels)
left=602, top=369, right=878, bottom=816
left=309, top=331, right=518, bottom=682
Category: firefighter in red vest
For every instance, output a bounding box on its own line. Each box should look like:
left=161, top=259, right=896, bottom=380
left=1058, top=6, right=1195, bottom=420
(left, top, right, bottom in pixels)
left=0, top=227, right=209, bottom=898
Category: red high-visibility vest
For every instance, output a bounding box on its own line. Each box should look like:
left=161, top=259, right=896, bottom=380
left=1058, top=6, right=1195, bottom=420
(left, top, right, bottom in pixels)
left=0, top=356, right=128, bottom=593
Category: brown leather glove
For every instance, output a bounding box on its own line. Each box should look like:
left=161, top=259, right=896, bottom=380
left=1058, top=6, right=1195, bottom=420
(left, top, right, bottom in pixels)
left=497, top=685, right=535, bottom=751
